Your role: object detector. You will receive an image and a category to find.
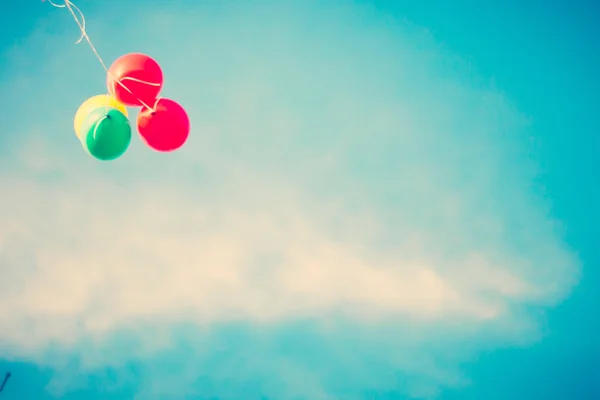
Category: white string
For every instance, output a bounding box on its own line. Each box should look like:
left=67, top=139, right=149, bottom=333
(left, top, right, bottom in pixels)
left=92, top=115, right=108, bottom=140
left=47, top=0, right=158, bottom=111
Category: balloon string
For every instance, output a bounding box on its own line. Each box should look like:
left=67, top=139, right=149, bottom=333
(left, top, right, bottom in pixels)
left=0, top=372, right=10, bottom=394
left=47, top=0, right=157, bottom=112
left=92, top=116, right=108, bottom=140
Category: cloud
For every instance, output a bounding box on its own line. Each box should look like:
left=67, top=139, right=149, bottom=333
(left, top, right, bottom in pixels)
left=0, top=1, right=579, bottom=398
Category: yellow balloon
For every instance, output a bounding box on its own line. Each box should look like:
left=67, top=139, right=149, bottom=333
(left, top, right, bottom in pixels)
left=74, top=94, right=128, bottom=140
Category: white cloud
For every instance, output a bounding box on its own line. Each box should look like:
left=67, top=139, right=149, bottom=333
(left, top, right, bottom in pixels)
left=0, top=1, right=579, bottom=398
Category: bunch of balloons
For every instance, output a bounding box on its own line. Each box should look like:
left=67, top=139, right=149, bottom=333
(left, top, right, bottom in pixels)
left=73, top=53, right=190, bottom=161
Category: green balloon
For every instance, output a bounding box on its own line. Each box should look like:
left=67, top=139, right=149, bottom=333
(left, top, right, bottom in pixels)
left=80, top=107, right=132, bottom=161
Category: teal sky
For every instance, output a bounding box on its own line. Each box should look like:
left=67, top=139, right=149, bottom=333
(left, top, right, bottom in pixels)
left=0, top=1, right=598, bottom=399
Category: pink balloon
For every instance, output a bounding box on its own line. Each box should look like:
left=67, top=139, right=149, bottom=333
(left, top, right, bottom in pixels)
left=107, top=53, right=163, bottom=107
left=137, top=98, right=190, bottom=152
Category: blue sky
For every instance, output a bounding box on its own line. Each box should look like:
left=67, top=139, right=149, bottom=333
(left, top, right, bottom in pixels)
left=0, top=0, right=598, bottom=399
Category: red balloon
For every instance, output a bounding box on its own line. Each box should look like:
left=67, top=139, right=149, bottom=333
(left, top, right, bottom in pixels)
left=137, top=98, right=190, bottom=152
left=107, top=53, right=163, bottom=107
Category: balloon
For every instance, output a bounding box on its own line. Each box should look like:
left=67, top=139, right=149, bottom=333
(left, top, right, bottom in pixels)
left=107, top=53, right=163, bottom=107
left=74, top=94, right=128, bottom=140
left=80, top=107, right=132, bottom=161
left=137, top=98, right=190, bottom=152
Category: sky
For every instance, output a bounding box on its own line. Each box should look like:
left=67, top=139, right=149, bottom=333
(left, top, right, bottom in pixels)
left=0, top=0, right=598, bottom=399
